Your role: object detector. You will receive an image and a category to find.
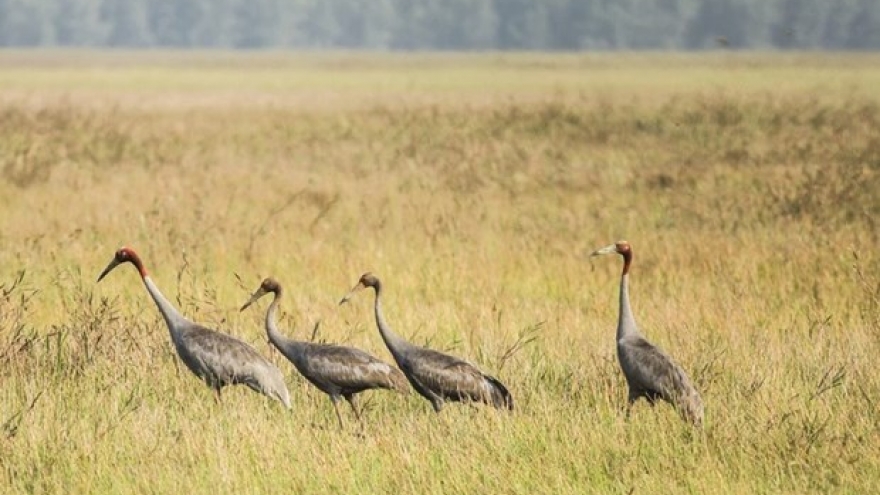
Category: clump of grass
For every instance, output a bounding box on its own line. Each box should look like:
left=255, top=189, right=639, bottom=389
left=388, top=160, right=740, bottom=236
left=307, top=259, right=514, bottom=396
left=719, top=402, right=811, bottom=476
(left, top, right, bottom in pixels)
left=0, top=103, right=208, bottom=189
left=0, top=271, right=36, bottom=366
left=853, top=250, right=880, bottom=335
left=775, top=162, right=880, bottom=228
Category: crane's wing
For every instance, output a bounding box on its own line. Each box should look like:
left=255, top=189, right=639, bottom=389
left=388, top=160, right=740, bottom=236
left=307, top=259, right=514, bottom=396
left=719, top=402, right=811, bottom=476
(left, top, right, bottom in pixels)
left=300, top=343, right=409, bottom=393
left=619, top=336, right=702, bottom=421
left=404, top=347, right=512, bottom=408
left=177, top=324, right=288, bottom=397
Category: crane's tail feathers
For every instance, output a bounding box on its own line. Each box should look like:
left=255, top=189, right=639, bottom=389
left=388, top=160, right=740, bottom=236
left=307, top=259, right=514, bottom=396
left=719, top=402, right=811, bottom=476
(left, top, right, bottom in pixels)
left=684, top=398, right=704, bottom=427
left=279, top=392, right=292, bottom=410
left=675, top=390, right=703, bottom=427
left=485, top=375, right=514, bottom=411
left=389, top=370, right=412, bottom=394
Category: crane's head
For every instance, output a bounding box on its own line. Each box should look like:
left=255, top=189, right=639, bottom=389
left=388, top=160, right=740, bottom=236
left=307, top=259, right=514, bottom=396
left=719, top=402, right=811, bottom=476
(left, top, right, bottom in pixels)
left=338, top=272, right=380, bottom=305
left=590, top=240, right=631, bottom=258
left=240, top=277, right=282, bottom=311
left=590, top=240, right=633, bottom=275
left=97, top=246, right=145, bottom=282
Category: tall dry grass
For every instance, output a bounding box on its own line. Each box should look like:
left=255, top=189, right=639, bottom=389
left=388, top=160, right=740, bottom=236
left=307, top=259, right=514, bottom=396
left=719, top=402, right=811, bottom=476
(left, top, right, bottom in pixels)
left=0, top=51, right=878, bottom=494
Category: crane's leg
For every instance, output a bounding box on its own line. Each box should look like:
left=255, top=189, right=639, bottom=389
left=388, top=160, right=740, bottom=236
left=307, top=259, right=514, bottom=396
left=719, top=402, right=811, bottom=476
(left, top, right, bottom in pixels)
left=625, top=389, right=639, bottom=420
left=214, top=385, right=223, bottom=404
left=344, top=394, right=365, bottom=436
left=330, top=396, right=344, bottom=430
left=344, top=394, right=362, bottom=424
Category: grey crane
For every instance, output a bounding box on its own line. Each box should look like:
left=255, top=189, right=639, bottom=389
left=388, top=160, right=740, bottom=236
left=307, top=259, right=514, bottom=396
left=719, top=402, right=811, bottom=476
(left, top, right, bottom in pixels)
left=339, top=272, right=513, bottom=413
left=97, top=247, right=291, bottom=409
left=591, top=240, right=703, bottom=426
left=240, top=277, right=409, bottom=429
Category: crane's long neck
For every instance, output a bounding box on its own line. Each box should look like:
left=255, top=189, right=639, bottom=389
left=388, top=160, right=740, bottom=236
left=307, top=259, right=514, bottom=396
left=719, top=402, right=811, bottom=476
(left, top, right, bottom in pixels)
left=617, top=271, right=640, bottom=340
left=142, top=275, right=189, bottom=342
left=372, top=282, right=412, bottom=359
left=265, top=290, right=303, bottom=359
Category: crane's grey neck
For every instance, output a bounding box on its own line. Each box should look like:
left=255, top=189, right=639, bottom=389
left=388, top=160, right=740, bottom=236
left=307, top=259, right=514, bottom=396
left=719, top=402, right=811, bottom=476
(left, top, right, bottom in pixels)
left=265, top=290, right=302, bottom=360
left=617, top=274, right=640, bottom=339
left=372, top=284, right=412, bottom=358
left=262, top=290, right=306, bottom=365
left=143, top=276, right=189, bottom=341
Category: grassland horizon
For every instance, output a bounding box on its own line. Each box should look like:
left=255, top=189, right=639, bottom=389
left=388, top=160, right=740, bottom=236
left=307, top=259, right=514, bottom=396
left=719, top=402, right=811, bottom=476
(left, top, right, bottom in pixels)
left=1, top=51, right=878, bottom=494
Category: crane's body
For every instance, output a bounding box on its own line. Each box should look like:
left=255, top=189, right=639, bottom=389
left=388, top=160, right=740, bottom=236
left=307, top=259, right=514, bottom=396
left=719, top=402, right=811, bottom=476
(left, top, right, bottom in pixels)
left=98, top=247, right=291, bottom=408
left=340, top=273, right=513, bottom=413
left=592, top=241, right=703, bottom=426
left=242, top=278, right=408, bottom=428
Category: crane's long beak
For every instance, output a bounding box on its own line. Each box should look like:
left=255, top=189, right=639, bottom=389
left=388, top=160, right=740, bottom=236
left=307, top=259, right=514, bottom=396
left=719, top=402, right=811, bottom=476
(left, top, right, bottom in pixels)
left=590, top=244, right=617, bottom=257
left=96, top=258, right=121, bottom=282
left=240, top=288, right=267, bottom=312
left=338, top=282, right=365, bottom=305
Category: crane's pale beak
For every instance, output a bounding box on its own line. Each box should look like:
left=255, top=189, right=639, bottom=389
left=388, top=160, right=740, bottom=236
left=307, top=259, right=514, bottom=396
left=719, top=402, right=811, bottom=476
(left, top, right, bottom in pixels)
left=96, top=258, right=121, bottom=282
left=240, top=288, right=267, bottom=312
left=590, top=244, right=618, bottom=257
left=338, top=282, right=365, bottom=305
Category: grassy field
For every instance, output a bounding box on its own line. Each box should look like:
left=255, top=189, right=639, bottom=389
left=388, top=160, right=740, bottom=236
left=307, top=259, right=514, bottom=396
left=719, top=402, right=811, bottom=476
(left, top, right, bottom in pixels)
left=1, top=50, right=879, bottom=494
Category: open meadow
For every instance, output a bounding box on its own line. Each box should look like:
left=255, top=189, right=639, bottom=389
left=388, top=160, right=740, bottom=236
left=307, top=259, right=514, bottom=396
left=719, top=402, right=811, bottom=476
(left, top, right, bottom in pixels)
left=0, top=51, right=879, bottom=494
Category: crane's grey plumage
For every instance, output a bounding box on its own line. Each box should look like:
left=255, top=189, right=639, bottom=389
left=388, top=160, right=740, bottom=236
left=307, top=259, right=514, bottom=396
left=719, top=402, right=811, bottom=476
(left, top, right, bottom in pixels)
left=339, top=273, right=513, bottom=413
left=97, top=247, right=291, bottom=408
left=241, top=277, right=408, bottom=429
left=591, top=240, right=703, bottom=426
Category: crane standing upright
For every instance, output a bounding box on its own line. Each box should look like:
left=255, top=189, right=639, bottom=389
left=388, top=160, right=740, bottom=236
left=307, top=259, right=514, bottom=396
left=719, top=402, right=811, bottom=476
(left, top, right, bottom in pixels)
left=97, top=247, right=291, bottom=408
left=591, top=240, right=703, bottom=426
left=241, top=277, right=409, bottom=429
left=339, top=272, right=513, bottom=413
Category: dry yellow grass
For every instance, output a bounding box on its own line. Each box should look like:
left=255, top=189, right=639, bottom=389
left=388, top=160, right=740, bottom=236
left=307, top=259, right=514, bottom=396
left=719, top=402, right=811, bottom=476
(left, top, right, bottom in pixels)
left=1, top=51, right=879, bottom=494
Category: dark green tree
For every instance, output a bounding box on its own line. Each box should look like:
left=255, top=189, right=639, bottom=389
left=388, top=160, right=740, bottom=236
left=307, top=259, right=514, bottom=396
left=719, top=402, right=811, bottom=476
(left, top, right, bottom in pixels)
left=231, top=0, right=281, bottom=48
left=1, top=0, right=56, bottom=46
left=54, top=0, right=106, bottom=45
left=101, top=0, right=152, bottom=47
left=846, top=0, right=880, bottom=49
left=684, top=0, right=751, bottom=48
left=493, top=0, right=550, bottom=49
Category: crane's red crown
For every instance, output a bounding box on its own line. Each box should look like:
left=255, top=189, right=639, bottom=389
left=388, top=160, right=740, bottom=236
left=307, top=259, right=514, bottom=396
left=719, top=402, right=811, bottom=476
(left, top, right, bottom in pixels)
left=115, top=246, right=138, bottom=261
left=98, top=245, right=147, bottom=281
left=589, top=240, right=633, bottom=275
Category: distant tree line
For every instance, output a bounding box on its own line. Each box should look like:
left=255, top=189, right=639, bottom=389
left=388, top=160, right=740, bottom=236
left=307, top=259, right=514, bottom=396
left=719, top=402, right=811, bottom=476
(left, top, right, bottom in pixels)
left=0, top=0, right=878, bottom=50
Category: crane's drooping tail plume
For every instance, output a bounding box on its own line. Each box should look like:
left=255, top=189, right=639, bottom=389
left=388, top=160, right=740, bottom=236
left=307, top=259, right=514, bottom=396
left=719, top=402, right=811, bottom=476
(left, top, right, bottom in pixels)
left=484, top=374, right=514, bottom=410
left=591, top=240, right=703, bottom=427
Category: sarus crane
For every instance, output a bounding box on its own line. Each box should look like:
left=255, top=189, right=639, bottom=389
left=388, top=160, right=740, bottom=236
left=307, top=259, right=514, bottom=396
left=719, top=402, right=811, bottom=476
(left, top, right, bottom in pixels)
left=97, top=247, right=291, bottom=408
left=339, top=272, right=513, bottom=413
left=591, top=240, right=703, bottom=426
